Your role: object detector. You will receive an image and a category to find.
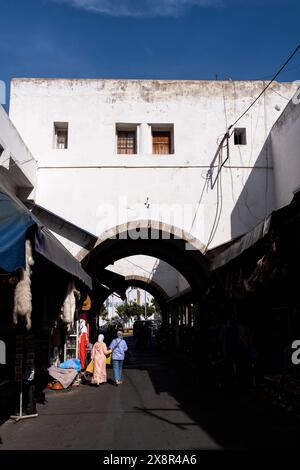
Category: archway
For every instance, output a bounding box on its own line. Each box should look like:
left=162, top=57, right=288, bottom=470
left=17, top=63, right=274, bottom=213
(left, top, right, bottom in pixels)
left=79, top=220, right=210, bottom=295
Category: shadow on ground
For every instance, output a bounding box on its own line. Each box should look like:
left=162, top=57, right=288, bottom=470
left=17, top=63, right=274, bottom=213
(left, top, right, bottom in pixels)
left=126, top=337, right=300, bottom=449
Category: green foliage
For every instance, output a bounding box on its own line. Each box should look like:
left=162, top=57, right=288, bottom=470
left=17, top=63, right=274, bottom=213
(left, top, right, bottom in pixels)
left=116, top=301, right=142, bottom=321
left=116, top=300, right=158, bottom=321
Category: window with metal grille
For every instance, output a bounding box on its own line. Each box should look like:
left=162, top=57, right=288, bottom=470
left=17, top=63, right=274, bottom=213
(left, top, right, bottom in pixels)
left=54, top=122, right=68, bottom=149
left=234, top=128, right=247, bottom=145
left=116, top=128, right=137, bottom=154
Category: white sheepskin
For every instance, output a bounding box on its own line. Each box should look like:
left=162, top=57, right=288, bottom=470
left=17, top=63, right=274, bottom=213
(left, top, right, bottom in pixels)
left=13, top=239, right=34, bottom=330
left=62, top=280, right=76, bottom=325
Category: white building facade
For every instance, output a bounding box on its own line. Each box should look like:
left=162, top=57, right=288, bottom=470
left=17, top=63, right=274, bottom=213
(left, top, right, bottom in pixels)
left=0, top=104, right=37, bottom=200
left=8, top=78, right=300, bottom=298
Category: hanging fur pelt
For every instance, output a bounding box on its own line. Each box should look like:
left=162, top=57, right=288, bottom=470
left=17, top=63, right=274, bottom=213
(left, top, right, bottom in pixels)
left=62, top=280, right=76, bottom=326
left=13, top=239, right=34, bottom=330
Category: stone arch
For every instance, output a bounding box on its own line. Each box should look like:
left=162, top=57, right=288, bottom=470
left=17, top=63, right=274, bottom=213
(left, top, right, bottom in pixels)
left=79, top=219, right=210, bottom=295
left=123, top=275, right=169, bottom=310
left=124, top=275, right=168, bottom=299
left=94, top=276, right=169, bottom=315
left=77, top=219, right=206, bottom=261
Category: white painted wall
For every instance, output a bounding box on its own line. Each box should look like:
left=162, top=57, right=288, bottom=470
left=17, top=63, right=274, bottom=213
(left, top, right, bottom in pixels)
left=107, top=255, right=190, bottom=298
left=8, top=78, right=299, bottom=296
left=10, top=78, right=297, bottom=246
left=270, top=92, right=300, bottom=207
left=0, top=104, right=37, bottom=199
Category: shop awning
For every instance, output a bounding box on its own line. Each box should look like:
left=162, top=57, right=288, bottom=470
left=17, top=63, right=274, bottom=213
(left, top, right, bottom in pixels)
left=34, top=225, right=92, bottom=289
left=208, top=191, right=300, bottom=272
left=0, top=190, right=92, bottom=288
left=31, top=204, right=97, bottom=251
left=209, top=216, right=272, bottom=271
left=93, top=269, right=127, bottom=300
left=0, top=191, right=35, bottom=272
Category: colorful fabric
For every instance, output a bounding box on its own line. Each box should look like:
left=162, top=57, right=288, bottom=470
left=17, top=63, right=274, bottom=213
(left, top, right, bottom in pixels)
left=79, top=332, right=88, bottom=369
left=59, top=358, right=81, bottom=372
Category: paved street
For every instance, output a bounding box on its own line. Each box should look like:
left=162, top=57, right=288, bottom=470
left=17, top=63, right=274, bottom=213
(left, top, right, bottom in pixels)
left=0, top=339, right=299, bottom=450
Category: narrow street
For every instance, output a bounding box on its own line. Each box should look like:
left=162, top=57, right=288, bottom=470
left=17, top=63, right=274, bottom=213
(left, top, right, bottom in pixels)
left=1, top=338, right=299, bottom=450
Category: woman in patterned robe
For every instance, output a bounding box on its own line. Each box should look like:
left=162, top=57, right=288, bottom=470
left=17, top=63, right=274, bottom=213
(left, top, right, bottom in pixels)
left=91, top=334, right=111, bottom=385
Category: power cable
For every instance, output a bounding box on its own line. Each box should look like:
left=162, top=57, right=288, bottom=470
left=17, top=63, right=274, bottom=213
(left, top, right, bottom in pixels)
left=0, top=154, right=36, bottom=168
left=269, top=87, right=290, bottom=101
left=202, top=46, right=300, bottom=251
left=124, top=258, right=153, bottom=275
left=228, top=43, right=300, bottom=131
left=204, top=152, right=223, bottom=253
left=259, top=60, right=300, bottom=80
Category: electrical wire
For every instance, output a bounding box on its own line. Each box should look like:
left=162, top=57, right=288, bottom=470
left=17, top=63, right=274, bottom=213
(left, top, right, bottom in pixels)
left=124, top=258, right=153, bottom=275
left=226, top=81, right=261, bottom=229
left=189, top=175, right=209, bottom=234
left=204, top=152, right=223, bottom=253
left=259, top=60, right=300, bottom=80
left=0, top=154, right=36, bottom=168
left=228, top=43, right=300, bottom=131
left=269, top=87, right=290, bottom=101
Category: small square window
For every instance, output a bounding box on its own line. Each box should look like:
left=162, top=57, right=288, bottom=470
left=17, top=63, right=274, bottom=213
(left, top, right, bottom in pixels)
left=0, top=143, right=4, bottom=157
left=234, top=128, right=247, bottom=145
left=151, top=124, right=174, bottom=155
left=54, top=122, right=68, bottom=149
left=116, top=124, right=137, bottom=155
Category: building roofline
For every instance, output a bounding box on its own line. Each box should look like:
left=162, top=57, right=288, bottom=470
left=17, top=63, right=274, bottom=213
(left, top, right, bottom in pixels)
left=10, top=77, right=296, bottom=85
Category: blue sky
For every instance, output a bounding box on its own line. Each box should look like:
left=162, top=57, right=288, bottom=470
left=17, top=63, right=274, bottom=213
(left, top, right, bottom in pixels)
left=1, top=0, right=300, bottom=107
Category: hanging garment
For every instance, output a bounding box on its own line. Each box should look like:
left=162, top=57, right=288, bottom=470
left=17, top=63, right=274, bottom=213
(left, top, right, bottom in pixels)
left=13, top=240, right=34, bottom=330
left=79, top=319, right=89, bottom=370
left=62, top=280, right=76, bottom=324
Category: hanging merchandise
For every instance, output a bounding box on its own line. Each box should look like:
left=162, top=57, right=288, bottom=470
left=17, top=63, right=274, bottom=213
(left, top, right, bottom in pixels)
left=62, top=280, right=76, bottom=326
left=243, top=255, right=269, bottom=292
left=13, top=240, right=34, bottom=330
left=79, top=319, right=89, bottom=370
left=81, top=294, right=92, bottom=311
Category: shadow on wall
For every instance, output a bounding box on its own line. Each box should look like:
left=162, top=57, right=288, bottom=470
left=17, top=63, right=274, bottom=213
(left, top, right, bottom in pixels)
left=150, top=259, right=189, bottom=299
left=230, top=132, right=275, bottom=239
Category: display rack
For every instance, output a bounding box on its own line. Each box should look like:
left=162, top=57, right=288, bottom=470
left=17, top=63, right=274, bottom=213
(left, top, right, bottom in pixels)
left=63, top=320, right=79, bottom=360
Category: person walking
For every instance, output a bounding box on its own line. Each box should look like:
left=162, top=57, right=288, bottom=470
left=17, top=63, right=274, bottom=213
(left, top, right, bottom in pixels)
left=109, top=331, right=128, bottom=385
left=91, top=334, right=111, bottom=386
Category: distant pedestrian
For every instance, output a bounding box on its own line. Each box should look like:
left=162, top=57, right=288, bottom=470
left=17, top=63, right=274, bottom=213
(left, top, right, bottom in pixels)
left=109, top=331, right=128, bottom=385
left=91, top=334, right=111, bottom=386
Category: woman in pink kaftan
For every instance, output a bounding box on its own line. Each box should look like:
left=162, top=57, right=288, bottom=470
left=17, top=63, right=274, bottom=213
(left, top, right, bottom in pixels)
left=91, top=334, right=111, bottom=385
